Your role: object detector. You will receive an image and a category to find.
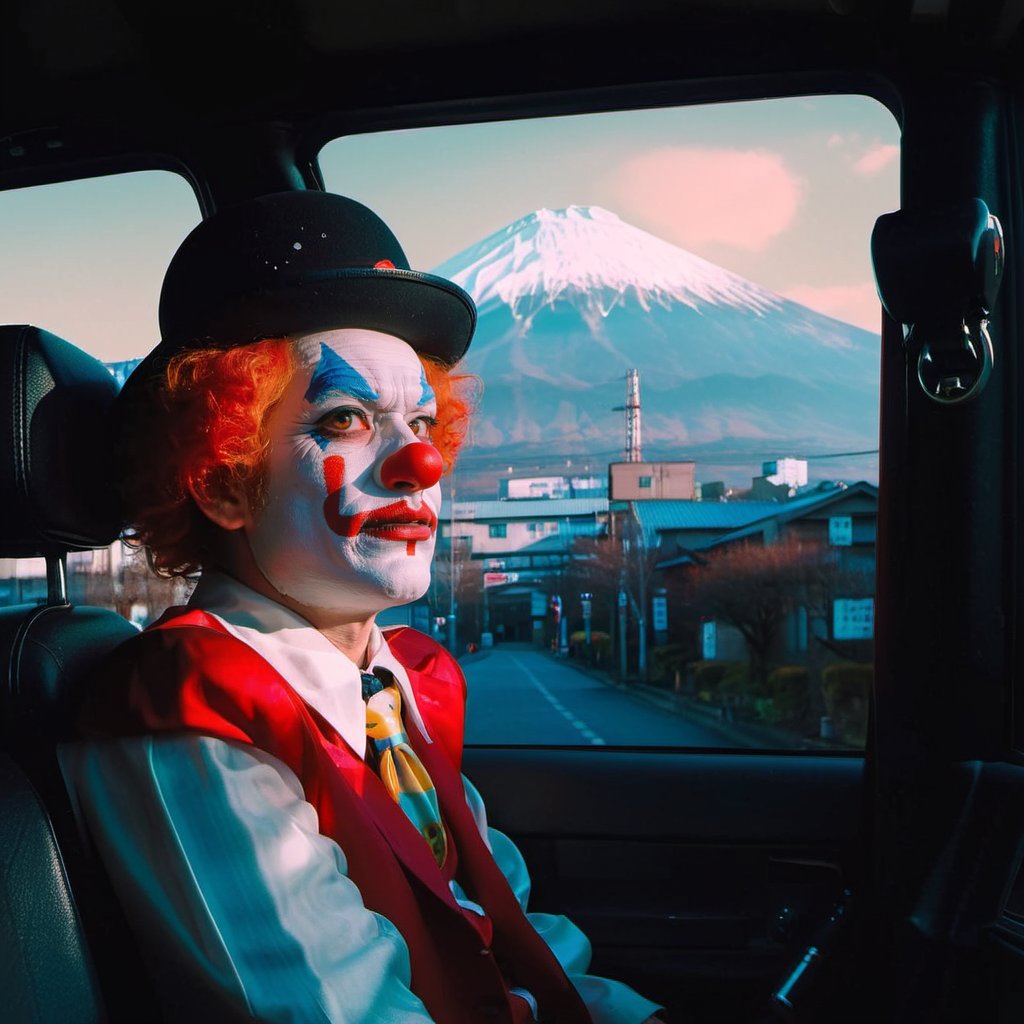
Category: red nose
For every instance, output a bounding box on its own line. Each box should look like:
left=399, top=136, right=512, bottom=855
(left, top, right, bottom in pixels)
left=379, top=442, right=444, bottom=492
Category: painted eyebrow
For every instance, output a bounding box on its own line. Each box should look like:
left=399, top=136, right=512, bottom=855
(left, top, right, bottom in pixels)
left=304, top=342, right=380, bottom=404
left=418, top=365, right=435, bottom=407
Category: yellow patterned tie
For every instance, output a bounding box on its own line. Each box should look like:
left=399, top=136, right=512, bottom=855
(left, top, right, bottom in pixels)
left=362, top=671, right=448, bottom=867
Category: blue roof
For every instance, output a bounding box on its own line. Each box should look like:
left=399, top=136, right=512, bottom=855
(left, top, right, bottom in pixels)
left=632, top=485, right=875, bottom=535
left=653, top=482, right=879, bottom=568
left=632, top=500, right=784, bottom=532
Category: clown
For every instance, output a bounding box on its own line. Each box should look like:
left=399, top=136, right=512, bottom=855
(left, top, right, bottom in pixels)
left=61, top=192, right=664, bottom=1024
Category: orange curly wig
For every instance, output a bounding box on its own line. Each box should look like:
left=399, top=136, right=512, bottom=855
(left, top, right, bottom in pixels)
left=120, top=337, right=475, bottom=577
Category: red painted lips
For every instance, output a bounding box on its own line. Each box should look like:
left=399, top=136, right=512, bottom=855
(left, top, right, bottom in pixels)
left=359, top=501, right=438, bottom=541
left=322, top=455, right=438, bottom=540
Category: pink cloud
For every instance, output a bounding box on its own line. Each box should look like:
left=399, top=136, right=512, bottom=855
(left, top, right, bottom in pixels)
left=783, top=282, right=882, bottom=332
left=605, top=147, right=804, bottom=252
left=853, top=143, right=899, bottom=176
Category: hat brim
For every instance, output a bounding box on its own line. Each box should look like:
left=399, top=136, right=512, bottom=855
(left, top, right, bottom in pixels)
left=123, top=266, right=476, bottom=396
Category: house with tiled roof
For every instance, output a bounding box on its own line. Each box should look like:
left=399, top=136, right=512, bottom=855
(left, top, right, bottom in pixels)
left=632, top=482, right=878, bottom=667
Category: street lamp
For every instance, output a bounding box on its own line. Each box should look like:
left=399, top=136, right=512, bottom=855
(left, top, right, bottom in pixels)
left=581, top=592, right=593, bottom=653
left=551, top=594, right=568, bottom=656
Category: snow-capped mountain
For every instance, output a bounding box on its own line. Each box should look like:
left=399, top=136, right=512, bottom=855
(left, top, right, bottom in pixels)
left=435, top=205, right=785, bottom=322
left=432, top=206, right=879, bottom=484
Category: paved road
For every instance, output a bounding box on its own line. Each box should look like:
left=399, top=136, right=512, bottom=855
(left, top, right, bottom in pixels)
left=461, top=643, right=731, bottom=747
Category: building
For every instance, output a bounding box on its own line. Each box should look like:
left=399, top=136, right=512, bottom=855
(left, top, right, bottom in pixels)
left=649, top=482, right=878, bottom=668
left=750, top=458, right=810, bottom=500
left=438, top=496, right=609, bottom=643
left=609, top=460, right=696, bottom=501
left=497, top=474, right=607, bottom=500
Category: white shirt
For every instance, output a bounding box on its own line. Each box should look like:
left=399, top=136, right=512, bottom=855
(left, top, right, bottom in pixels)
left=60, top=572, right=661, bottom=1024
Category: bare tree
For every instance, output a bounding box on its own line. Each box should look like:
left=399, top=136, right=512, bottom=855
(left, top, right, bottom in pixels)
left=686, top=537, right=838, bottom=688
left=427, top=537, right=481, bottom=642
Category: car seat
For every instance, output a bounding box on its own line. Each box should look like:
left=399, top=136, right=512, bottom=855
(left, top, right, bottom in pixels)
left=0, top=325, right=152, bottom=1022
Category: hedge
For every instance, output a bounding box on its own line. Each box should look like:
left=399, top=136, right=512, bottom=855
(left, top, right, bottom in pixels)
left=766, top=665, right=811, bottom=726
left=821, top=661, right=872, bottom=745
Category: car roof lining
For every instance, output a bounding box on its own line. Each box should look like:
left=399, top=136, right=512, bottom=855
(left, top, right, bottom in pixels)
left=1, top=0, right=1018, bottom=198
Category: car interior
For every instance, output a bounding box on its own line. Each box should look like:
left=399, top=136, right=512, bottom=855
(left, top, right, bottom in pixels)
left=3, top=1, right=1024, bottom=1022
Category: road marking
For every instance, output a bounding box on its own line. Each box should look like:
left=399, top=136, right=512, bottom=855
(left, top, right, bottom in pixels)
left=509, top=656, right=607, bottom=746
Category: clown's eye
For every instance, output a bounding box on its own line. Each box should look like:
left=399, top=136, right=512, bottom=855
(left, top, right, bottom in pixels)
left=317, top=407, right=371, bottom=436
left=409, top=415, right=436, bottom=438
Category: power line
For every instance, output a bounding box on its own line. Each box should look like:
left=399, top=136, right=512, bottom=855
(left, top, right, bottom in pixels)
left=803, top=449, right=879, bottom=460
left=456, top=446, right=879, bottom=468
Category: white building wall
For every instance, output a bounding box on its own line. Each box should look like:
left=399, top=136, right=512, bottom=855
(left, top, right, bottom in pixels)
left=763, top=458, right=809, bottom=488
left=449, top=519, right=563, bottom=555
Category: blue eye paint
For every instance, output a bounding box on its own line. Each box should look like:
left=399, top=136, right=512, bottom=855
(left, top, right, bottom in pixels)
left=419, top=364, right=435, bottom=406
left=305, top=343, right=380, bottom=404
left=309, top=427, right=332, bottom=451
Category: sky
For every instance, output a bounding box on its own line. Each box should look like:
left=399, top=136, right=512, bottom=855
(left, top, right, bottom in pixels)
left=321, top=95, right=900, bottom=332
left=0, top=94, right=898, bottom=362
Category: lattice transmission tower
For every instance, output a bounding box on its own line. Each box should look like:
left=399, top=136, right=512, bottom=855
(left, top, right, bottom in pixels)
left=624, top=368, right=642, bottom=462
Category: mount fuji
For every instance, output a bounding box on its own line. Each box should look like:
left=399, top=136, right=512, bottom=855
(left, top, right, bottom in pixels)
left=432, top=205, right=880, bottom=490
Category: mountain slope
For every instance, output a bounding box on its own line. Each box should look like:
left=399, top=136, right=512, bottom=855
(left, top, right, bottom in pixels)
left=432, top=206, right=879, bottom=479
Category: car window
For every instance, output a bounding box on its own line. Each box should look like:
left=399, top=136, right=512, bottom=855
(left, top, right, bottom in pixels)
left=0, top=170, right=200, bottom=623
left=320, top=96, right=899, bottom=750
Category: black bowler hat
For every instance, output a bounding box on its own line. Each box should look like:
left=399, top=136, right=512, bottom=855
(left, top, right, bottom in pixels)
left=144, top=190, right=476, bottom=374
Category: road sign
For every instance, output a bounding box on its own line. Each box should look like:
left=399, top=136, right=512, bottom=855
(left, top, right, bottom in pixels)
left=829, top=515, right=853, bottom=546
left=701, top=620, right=717, bottom=659
left=652, top=595, right=668, bottom=632
left=484, top=571, right=519, bottom=588
left=833, top=597, right=874, bottom=639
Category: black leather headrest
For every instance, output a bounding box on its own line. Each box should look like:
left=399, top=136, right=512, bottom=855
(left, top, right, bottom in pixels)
left=0, top=326, right=121, bottom=556
left=1, top=604, right=139, bottom=743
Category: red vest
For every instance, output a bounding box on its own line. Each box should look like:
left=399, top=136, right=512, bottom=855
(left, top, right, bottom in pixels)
left=82, top=608, right=591, bottom=1024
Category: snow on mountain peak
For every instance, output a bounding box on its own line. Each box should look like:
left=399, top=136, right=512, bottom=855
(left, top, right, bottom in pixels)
left=431, top=205, right=785, bottom=319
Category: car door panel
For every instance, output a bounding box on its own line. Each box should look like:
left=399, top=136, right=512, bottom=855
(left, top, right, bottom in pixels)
left=464, top=748, right=862, bottom=1018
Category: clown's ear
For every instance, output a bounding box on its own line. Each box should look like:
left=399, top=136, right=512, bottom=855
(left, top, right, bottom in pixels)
left=186, top=466, right=251, bottom=531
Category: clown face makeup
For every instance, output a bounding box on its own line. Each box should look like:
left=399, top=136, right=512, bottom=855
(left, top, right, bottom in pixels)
left=245, top=329, right=444, bottom=617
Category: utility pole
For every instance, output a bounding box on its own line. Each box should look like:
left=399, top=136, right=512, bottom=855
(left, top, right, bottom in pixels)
left=447, top=481, right=457, bottom=652
left=625, top=368, right=642, bottom=462
left=618, top=580, right=628, bottom=679
left=619, top=508, right=649, bottom=681
left=635, top=520, right=648, bottom=681
left=612, top=369, right=643, bottom=463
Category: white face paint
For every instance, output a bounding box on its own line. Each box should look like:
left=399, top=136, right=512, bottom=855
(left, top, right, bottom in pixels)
left=246, top=329, right=442, bottom=617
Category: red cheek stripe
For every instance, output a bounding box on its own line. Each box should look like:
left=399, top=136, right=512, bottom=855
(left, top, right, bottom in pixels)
left=323, top=455, right=365, bottom=537
left=323, top=454, right=346, bottom=493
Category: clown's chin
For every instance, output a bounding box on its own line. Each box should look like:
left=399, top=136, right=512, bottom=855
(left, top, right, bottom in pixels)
left=247, top=520, right=436, bottom=621
left=259, top=557, right=432, bottom=620
left=374, top=564, right=431, bottom=605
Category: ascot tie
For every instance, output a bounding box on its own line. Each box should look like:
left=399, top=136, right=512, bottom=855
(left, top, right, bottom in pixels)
left=362, top=670, right=448, bottom=867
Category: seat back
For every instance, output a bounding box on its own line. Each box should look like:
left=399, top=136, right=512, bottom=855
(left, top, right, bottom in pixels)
left=0, top=325, right=146, bottom=1023
left=0, top=752, right=104, bottom=1024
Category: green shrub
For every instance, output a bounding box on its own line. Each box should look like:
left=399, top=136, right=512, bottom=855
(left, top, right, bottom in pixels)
left=821, top=662, right=872, bottom=745
left=650, top=643, right=690, bottom=685
left=717, top=662, right=761, bottom=704
left=765, top=665, right=811, bottom=727
left=569, top=630, right=611, bottom=657
left=691, top=660, right=733, bottom=690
